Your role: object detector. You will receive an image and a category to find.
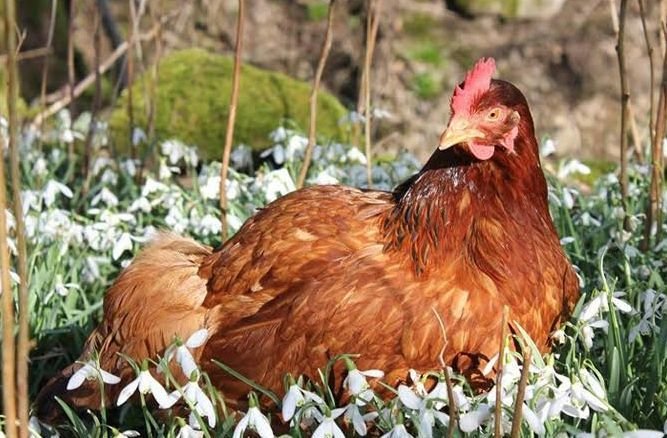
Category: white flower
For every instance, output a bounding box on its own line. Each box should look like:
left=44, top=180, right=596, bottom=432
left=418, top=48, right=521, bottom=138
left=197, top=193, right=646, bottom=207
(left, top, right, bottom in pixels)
left=112, top=232, right=134, bottom=261
left=199, top=175, right=221, bottom=200
left=346, top=147, right=368, bottom=165
left=459, top=404, right=493, bottom=433
left=381, top=423, right=414, bottom=438
left=53, top=274, right=79, bottom=297
left=260, top=168, right=296, bottom=203
left=168, top=329, right=208, bottom=378
left=342, top=402, right=377, bottom=436
left=312, top=409, right=345, bottom=438
left=42, top=180, right=73, bottom=207
left=540, top=138, right=556, bottom=157
left=166, top=379, right=216, bottom=428
left=344, top=368, right=383, bottom=402
left=281, top=384, right=325, bottom=422
left=33, top=157, right=48, bottom=177
left=398, top=383, right=449, bottom=437
left=558, top=159, right=591, bottom=179
left=132, top=127, right=146, bottom=146
left=113, top=430, right=140, bottom=438
left=116, top=369, right=172, bottom=407
left=67, top=361, right=120, bottom=390
left=91, top=187, right=119, bottom=207
left=176, top=424, right=204, bottom=438
left=232, top=406, right=273, bottom=438
left=129, top=197, right=152, bottom=213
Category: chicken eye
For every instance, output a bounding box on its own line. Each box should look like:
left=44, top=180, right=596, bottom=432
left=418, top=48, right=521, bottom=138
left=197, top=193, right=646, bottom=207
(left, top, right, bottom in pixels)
left=487, top=108, right=501, bottom=121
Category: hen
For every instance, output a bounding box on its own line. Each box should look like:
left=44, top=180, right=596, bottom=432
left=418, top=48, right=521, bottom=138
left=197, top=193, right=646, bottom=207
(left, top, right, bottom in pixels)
left=37, top=58, right=579, bottom=420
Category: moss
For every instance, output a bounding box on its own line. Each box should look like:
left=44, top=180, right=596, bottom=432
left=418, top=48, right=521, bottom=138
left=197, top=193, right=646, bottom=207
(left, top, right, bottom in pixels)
left=411, top=72, right=442, bottom=100
left=403, top=13, right=438, bottom=39
left=306, top=1, right=329, bottom=21
left=109, top=49, right=348, bottom=158
left=408, top=42, right=444, bottom=67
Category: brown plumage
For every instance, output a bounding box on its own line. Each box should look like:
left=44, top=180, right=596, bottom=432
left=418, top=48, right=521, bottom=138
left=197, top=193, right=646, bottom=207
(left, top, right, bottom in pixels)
left=36, top=58, right=579, bottom=421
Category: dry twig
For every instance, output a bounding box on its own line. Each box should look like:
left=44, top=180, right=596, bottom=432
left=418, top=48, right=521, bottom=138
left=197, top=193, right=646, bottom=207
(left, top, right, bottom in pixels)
left=2, top=1, right=19, bottom=435
left=31, top=23, right=163, bottom=127
left=432, top=308, right=459, bottom=437
left=638, top=0, right=656, bottom=141
left=66, top=0, right=76, bottom=171
left=38, top=0, right=59, bottom=150
left=82, top=4, right=103, bottom=196
left=297, top=0, right=336, bottom=189
left=494, top=306, right=510, bottom=437
left=219, top=0, right=245, bottom=241
left=614, top=0, right=631, bottom=230
left=361, top=0, right=380, bottom=187
left=510, top=348, right=533, bottom=438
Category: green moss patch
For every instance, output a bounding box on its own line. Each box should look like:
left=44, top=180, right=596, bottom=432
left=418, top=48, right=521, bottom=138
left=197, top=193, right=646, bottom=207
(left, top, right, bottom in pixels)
left=109, top=49, right=348, bottom=158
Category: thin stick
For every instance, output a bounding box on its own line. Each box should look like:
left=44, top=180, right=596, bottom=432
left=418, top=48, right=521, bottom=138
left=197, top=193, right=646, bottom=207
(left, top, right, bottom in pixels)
left=31, top=23, right=162, bottom=127
left=296, top=0, right=336, bottom=189
left=219, top=0, right=245, bottom=241
left=66, top=0, right=76, bottom=173
left=2, top=0, right=19, bottom=435
left=362, top=0, right=380, bottom=188
left=614, top=0, right=631, bottom=231
left=431, top=308, right=458, bottom=437
left=142, top=0, right=164, bottom=182
left=82, top=4, right=103, bottom=197
left=38, top=0, right=58, bottom=151
left=127, top=0, right=137, bottom=164
left=638, top=0, right=656, bottom=143
left=0, top=46, right=53, bottom=64
left=644, top=29, right=667, bottom=249
left=494, top=306, right=509, bottom=437
left=510, top=348, right=532, bottom=438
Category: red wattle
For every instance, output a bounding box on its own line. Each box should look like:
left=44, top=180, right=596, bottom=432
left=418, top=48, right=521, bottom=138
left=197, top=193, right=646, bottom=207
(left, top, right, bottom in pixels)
left=469, top=143, right=495, bottom=160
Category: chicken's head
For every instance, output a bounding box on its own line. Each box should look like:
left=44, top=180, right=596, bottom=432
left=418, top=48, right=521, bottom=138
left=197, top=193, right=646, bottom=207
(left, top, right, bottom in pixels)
left=438, top=58, right=521, bottom=161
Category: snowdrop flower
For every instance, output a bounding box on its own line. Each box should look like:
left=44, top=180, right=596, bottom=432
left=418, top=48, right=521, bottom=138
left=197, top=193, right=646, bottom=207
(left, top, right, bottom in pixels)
left=398, top=382, right=450, bottom=438
left=540, top=138, right=556, bottom=157
left=33, top=156, right=48, bottom=178
left=176, top=423, right=204, bottom=438
left=346, top=147, right=368, bottom=165
left=231, top=144, right=253, bottom=169
left=312, top=408, right=346, bottom=438
left=281, top=383, right=324, bottom=422
left=167, top=329, right=208, bottom=378
left=162, top=139, right=196, bottom=166
left=53, top=274, right=79, bottom=297
left=165, top=377, right=217, bottom=428
left=193, top=213, right=221, bottom=237
left=381, top=423, right=414, bottom=438
left=232, top=406, right=273, bottom=438
left=343, top=368, right=383, bottom=403
left=112, top=429, right=140, bottom=438
left=112, top=232, right=134, bottom=261
left=42, top=180, right=73, bottom=207
left=459, top=404, right=493, bottom=433
left=132, top=127, right=146, bottom=146
left=67, top=360, right=120, bottom=390
left=129, top=197, right=152, bottom=213
left=199, top=175, right=221, bottom=200
left=117, top=367, right=172, bottom=407
left=260, top=168, right=296, bottom=203
left=372, top=107, right=393, bottom=120
left=558, top=159, right=591, bottom=179
left=91, top=187, right=119, bottom=207
left=342, top=402, right=377, bottom=436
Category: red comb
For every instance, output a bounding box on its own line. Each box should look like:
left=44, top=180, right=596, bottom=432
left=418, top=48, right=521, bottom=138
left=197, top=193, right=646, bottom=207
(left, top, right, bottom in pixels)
left=451, top=57, right=496, bottom=115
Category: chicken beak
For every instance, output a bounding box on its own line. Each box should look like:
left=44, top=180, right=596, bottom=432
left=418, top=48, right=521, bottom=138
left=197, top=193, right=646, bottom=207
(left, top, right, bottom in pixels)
left=438, top=118, right=485, bottom=150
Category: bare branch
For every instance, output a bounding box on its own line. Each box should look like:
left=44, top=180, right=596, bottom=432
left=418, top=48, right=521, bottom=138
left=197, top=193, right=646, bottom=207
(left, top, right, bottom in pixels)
left=219, top=0, right=245, bottom=241
left=297, top=0, right=336, bottom=189
left=638, top=0, right=656, bottom=141
left=362, top=0, right=380, bottom=187
left=31, top=23, right=163, bottom=127
left=2, top=0, right=19, bottom=435
left=510, top=348, right=532, bottom=438
left=494, top=306, right=510, bottom=437
left=431, top=308, right=459, bottom=437
left=614, top=0, right=631, bottom=230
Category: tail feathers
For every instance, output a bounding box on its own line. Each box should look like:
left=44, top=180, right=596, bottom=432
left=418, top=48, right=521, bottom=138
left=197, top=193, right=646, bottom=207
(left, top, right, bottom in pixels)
left=35, top=232, right=213, bottom=423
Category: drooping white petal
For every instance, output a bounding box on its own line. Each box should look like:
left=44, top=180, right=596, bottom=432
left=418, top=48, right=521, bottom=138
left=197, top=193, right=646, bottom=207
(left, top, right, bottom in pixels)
left=112, top=233, right=133, bottom=260
left=459, top=404, right=493, bottom=432
left=249, top=407, right=274, bottom=438
left=398, top=385, right=422, bottom=410
left=621, top=430, right=666, bottom=438
left=185, top=329, right=209, bottom=348
left=232, top=412, right=250, bottom=438
left=116, top=377, right=140, bottom=406
left=282, top=385, right=303, bottom=421
left=176, top=346, right=198, bottom=378
left=522, top=404, right=545, bottom=436
left=100, top=369, right=121, bottom=385
left=360, top=369, right=384, bottom=378
left=66, top=364, right=94, bottom=390
left=146, top=373, right=172, bottom=408
left=193, top=385, right=216, bottom=427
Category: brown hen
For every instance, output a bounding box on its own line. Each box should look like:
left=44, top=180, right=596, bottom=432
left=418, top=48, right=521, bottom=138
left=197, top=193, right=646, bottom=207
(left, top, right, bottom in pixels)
left=36, top=58, right=579, bottom=420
